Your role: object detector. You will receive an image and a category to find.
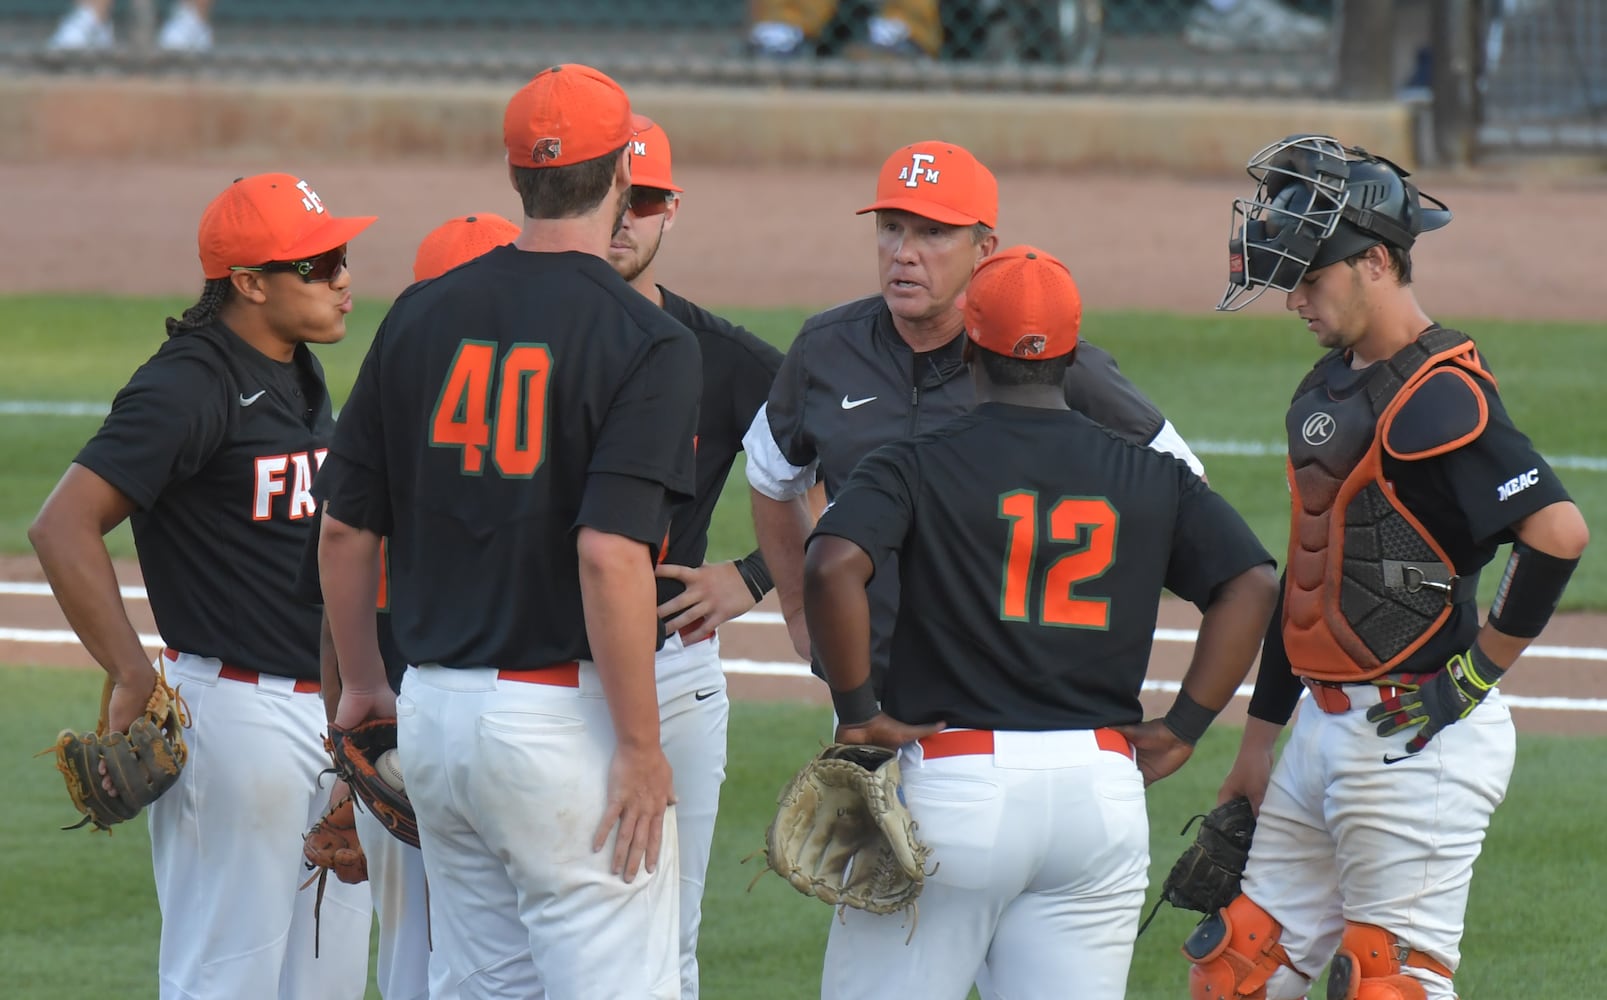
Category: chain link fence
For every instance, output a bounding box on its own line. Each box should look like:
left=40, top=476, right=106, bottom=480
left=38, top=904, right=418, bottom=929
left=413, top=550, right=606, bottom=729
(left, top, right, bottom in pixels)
left=1476, top=0, right=1607, bottom=151
left=1, top=1, right=1602, bottom=153
left=0, top=0, right=1342, bottom=94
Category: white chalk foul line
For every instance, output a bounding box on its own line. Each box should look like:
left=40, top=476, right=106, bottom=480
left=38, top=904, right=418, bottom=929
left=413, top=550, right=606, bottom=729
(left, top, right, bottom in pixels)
left=720, top=660, right=1607, bottom=712
left=7, top=400, right=1607, bottom=472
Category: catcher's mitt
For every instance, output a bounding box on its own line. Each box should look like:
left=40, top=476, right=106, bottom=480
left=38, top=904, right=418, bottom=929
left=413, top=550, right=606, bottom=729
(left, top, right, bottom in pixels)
left=39, top=670, right=189, bottom=833
left=1138, top=795, right=1256, bottom=935
left=300, top=791, right=367, bottom=958
left=754, top=744, right=932, bottom=929
left=327, top=718, right=418, bottom=849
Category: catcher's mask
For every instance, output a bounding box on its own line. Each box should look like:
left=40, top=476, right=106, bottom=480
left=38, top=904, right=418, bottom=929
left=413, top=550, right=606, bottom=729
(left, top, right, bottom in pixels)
left=1218, top=134, right=1452, bottom=311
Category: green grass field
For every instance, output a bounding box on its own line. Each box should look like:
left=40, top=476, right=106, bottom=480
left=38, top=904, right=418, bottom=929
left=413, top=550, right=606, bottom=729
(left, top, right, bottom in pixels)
left=3, top=295, right=1605, bottom=996
left=2, top=294, right=1603, bottom=604
left=3, top=668, right=1603, bottom=998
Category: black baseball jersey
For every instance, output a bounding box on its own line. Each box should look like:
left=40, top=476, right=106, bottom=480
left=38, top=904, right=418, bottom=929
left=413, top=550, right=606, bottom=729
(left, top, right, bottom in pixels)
left=812, top=402, right=1272, bottom=731
left=1249, top=350, right=1572, bottom=724
left=73, top=319, right=333, bottom=680
left=764, top=295, right=1175, bottom=691
left=294, top=482, right=407, bottom=694
left=657, top=287, right=783, bottom=602
left=320, top=245, right=701, bottom=670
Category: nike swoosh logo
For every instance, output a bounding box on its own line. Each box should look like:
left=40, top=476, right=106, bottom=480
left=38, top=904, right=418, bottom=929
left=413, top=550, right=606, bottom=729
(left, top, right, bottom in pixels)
left=841, top=395, right=877, bottom=410
left=1382, top=753, right=1415, bottom=765
left=694, top=689, right=719, bottom=702
left=239, top=390, right=267, bottom=406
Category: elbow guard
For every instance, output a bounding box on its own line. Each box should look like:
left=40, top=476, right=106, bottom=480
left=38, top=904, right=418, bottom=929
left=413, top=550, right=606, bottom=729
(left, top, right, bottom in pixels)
left=1488, top=541, right=1579, bottom=638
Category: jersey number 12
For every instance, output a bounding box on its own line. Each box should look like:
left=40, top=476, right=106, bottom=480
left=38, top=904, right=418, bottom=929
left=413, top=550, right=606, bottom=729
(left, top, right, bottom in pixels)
left=429, top=340, right=552, bottom=477
left=997, top=491, right=1118, bottom=629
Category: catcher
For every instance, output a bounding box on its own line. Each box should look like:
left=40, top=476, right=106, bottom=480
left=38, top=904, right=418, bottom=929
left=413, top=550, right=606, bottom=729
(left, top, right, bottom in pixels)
left=799, top=246, right=1277, bottom=999
left=41, top=670, right=188, bottom=832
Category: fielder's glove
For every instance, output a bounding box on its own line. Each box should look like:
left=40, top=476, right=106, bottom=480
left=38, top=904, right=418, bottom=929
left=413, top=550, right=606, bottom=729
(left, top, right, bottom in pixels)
left=1138, top=796, right=1256, bottom=935
left=754, top=744, right=932, bottom=928
left=1365, top=646, right=1506, bottom=756
left=39, top=670, right=189, bottom=832
left=327, top=718, right=419, bottom=848
left=299, top=791, right=367, bottom=957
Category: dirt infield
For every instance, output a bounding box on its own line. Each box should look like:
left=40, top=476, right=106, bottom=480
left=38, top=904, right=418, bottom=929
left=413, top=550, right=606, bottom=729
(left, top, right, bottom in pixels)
left=2, top=160, right=1606, bottom=322
left=2, top=158, right=1603, bottom=735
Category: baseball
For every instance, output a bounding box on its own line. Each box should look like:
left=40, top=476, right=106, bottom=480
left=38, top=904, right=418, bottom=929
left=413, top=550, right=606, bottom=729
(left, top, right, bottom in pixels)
left=377, top=749, right=405, bottom=793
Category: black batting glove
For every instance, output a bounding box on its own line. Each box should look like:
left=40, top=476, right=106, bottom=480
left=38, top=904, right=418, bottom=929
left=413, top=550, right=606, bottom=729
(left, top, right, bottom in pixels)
left=1365, top=645, right=1506, bottom=756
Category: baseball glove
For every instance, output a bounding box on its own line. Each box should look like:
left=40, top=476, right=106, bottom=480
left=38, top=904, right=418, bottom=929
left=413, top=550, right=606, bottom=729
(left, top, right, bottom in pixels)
left=755, top=744, right=932, bottom=929
left=39, top=670, right=189, bottom=833
left=1138, top=795, right=1256, bottom=935
left=300, top=791, right=367, bottom=958
left=327, top=718, right=419, bottom=848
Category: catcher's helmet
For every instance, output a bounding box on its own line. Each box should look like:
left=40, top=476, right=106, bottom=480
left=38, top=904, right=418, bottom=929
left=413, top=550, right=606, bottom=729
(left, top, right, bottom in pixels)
left=1218, top=135, right=1451, bottom=311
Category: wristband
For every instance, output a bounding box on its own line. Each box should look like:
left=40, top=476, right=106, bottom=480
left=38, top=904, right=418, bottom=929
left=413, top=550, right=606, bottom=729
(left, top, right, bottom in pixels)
left=732, top=553, right=773, bottom=603
left=1163, top=690, right=1220, bottom=747
left=1453, top=643, right=1507, bottom=693
left=830, top=678, right=879, bottom=726
left=1488, top=541, right=1579, bottom=638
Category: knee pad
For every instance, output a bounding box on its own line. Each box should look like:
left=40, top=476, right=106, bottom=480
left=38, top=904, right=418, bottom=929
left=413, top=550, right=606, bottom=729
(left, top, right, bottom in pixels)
left=1182, top=894, right=1304, bottom=1000
left=1327, top=922, right=1453, bottom=1000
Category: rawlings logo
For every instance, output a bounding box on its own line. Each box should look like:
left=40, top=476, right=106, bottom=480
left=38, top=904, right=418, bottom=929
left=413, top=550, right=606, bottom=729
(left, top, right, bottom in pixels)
left=897, top=152, right=939, bottom=188
left=1301, top=412, right=1336, bottom=446
left=532, top=138, right=562, bottom=163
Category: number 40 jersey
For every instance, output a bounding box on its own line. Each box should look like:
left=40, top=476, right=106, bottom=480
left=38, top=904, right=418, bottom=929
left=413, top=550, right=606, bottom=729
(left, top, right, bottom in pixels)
left=320, top=246, right=701, bottom=671
left=810, top=402, right=1273, bottom=732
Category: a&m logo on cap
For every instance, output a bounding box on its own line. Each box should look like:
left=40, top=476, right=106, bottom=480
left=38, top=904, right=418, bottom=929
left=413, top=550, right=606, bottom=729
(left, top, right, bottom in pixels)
left=899, top=152, right=939, bottom=189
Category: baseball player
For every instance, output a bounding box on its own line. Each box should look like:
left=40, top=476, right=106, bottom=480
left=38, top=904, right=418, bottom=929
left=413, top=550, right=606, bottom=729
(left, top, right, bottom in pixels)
left=295, top=213, right=520, bottom=1000
left=606, top=114, right=788, bottom=999
left=317, top=65, right=700, bottom=1000
left=745, top=139, right=1205, bottom=675
left=804, top=245, right=1278, bottom=1000
left=28, top=173, right=376, bottom=999
left=1184, top=135, right=1590, bottom=1000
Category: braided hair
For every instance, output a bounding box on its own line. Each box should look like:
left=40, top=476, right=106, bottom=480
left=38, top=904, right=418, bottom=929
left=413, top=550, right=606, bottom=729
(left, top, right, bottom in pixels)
left=165, top=278, right=233, bottom=336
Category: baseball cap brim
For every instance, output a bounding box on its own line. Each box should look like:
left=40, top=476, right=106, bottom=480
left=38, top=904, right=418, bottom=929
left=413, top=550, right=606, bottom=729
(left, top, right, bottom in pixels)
left=855, top=197, right=981, bottom=227
left=279, top=214, right=379, bottom=262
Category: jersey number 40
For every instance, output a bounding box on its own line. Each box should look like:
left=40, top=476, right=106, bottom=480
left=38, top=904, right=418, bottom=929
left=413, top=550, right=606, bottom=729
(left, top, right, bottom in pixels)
left=429, top=340, right=552, bottom=477
left=997, top=491, right=1118, bottom=630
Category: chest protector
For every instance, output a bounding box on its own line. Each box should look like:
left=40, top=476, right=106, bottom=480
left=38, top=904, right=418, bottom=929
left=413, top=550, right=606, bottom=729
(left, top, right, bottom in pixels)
left=1283, top=327, right=1492, bottom=681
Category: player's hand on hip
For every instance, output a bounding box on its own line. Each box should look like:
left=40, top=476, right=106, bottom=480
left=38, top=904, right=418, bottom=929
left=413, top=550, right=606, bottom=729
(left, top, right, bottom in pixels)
left=1365, top=647, right=1502, bottom=757
left=835, top=712, right=945, bottom=751
left=595, top=743, right=676, bottom=883
left=1111, top=719, right=1195, bottom=786
left=655, top=561, right=758, bottom=642
left=333, top=685, right=397, bottom=730
left=105, top=665, right=158, bottom=737
left=101, top=665, right=160, bottom=795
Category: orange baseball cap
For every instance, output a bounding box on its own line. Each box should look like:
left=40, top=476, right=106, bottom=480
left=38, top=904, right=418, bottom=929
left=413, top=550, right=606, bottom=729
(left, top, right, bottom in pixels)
left=628, top=114, right=683, bottom=193
left=504, top=64, right=634, bottom=170
left=197, top=173, right=376, bottom=280
left=856, top=140, right=998, bottom=228
left=960, top=246, right=1082, bottom=360
left=412, top=214, right=520, bottom=282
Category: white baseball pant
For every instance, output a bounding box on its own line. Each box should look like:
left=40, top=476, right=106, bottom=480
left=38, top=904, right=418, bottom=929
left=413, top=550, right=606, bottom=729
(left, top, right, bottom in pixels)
left=1239, top=684, right=1516, bottom=1000
left=149, top=650, right=371, bottom=1000
left=822, top=728, right=1150, bottom=1000
left=353, top=802, right=451, bottom=999
left=656, top=631, right=731, bottom=1000
left=398, top=662, right=680, bottom=1000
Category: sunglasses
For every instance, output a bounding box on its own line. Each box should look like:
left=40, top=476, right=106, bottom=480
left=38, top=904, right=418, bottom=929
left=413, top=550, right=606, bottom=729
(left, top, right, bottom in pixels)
left=231, top=245, right=349, bottom=283
left=628, top=188, right=673, bottom=218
